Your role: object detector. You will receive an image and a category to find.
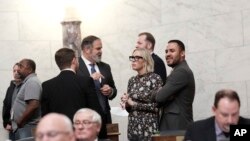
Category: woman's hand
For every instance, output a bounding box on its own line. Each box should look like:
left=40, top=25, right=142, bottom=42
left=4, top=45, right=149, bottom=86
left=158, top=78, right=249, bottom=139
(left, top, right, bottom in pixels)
left=120, top=93, right=129, bottom=109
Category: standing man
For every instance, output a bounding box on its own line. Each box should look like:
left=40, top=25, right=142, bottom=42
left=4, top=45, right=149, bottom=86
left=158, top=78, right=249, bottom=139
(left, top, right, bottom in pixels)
left=136, top=32, right=167, bottom=85
left=12, top=59, right=42, bottom=140
left=2, top=63, right=22, bottom=140
left=156, top=40, right=195, bottom=131
left=184, top=89, right=250, bottom=141
left=77, top=35, right=117, bottom=139
left=41, top=48, right=100, bottom=121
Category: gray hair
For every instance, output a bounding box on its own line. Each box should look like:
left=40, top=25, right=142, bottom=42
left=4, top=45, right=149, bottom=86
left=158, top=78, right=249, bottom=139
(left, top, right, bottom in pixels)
left=73, top=108, right=102, bottom=126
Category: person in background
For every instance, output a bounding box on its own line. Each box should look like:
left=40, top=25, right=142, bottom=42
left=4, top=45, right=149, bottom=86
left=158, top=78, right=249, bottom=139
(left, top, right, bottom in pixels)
left=77, top=35, right=117, bottom=139
left=156, top=40, right=195, bottom=131
left=35, top=113, right=75, bottom=141
left=184, top=89, right=250, bottom=141
left=12, top=59, right=42, bottom=140
left=2, top=63, right=22, bottom=140
left=136, top=32, right=167, bottom=85
left=121, top=48, right=163, bottom=141
left=41, top=48, right=99, bottom=121
left=73, top=108, right=110, bottom=141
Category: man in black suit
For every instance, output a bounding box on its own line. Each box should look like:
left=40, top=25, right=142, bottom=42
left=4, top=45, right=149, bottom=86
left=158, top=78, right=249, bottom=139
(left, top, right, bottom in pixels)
left=156, top=40, right=195, bottom=130
left=184, top=89, right=250, bottom=141
left=136, top=32, right=167, bottom=85
left=77, top=35, right=117, bottom=139
left=41, top=48, right=100, bottom=121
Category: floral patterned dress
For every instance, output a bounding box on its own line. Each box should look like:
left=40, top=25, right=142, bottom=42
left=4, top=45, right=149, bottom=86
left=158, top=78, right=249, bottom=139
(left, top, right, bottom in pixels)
left=126, top=72, right=163, bottom=141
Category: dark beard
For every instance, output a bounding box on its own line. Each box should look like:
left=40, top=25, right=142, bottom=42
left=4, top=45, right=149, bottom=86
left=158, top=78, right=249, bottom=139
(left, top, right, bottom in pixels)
left=19, top=73, right=26, bottom=80
left=167, top=63, right=176, bottom=68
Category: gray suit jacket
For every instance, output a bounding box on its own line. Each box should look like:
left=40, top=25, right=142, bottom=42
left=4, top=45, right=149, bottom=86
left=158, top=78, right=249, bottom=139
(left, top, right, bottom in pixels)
left=156, top=60, right=195, bottom=131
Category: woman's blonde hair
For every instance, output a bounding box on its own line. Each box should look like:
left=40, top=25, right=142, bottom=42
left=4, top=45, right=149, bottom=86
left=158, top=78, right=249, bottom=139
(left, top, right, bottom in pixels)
left=132, top=48, right=154, bottom=73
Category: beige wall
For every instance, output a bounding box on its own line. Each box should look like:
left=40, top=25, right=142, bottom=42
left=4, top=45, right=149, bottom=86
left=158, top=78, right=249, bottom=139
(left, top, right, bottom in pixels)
left=1, top=0, right=250, bottom=140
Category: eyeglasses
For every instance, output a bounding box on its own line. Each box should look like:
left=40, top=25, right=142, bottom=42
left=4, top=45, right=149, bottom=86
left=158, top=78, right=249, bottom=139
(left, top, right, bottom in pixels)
left=35, top=131, right=70, bottom=140
left=73, top=120, right=95, bottom=128
left=129, top=56, right=144, bottom=61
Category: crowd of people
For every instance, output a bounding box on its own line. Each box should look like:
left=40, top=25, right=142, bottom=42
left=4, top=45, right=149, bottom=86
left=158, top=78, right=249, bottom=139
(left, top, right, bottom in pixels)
left=2, top=32, right=250, bottom=141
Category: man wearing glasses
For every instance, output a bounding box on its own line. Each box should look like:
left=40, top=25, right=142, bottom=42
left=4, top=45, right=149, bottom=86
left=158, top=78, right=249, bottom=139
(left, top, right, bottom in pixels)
left=35, top=113, right=75, bottom=141
left=73, top=108, right=110, bottom=141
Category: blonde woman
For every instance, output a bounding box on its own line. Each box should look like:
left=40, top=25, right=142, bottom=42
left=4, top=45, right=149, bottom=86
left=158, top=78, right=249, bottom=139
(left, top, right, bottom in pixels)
left=121, top=48, right=163, bottom=141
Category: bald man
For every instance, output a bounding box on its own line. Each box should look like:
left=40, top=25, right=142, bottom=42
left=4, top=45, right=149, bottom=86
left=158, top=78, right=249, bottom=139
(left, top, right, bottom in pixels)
left=35, top=113, right=75, bottom=141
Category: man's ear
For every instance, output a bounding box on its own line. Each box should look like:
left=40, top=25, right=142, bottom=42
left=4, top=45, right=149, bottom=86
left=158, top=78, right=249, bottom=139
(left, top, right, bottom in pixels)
left=181, top=51, right=185, bottom=57
left=147, top=42, right=152, bottom=50
left=71, top=57, right=76, bottom=65
left=146, top=42, right=153, bottom=51
left=212, top=106, right=216, bottom=115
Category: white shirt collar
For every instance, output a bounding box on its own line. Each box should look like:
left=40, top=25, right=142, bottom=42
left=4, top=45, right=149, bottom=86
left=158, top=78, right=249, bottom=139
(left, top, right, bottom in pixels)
left=81, top=55, right=100, bottom=74
left=81, top=55, right=94, bottom=65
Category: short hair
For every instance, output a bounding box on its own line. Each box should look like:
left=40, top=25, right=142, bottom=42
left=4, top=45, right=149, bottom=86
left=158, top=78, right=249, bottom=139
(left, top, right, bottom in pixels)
left=13, top=62, right=19, bottom=68
left=55, top=48, right=76, bottom=70
left=214, top=89, right=241, bottom=108
left=132, top=48, right=154, bottom=73
left=73, top=108, right=102, bottom=126
left=81, top=35, right=100, bottom=50
left=168, top=39, right=185, bottom=51
left=20, top=59, right=36, bottom=72
left=138, top=32, right=155, bottom=48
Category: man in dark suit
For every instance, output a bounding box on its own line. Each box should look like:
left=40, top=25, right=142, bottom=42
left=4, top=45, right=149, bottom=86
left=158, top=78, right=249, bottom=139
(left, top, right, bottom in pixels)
left=77, top=35, right=117, bottom=139
left=156, top=40, right=195, bottom=130
left=41, top=48, right=100, bottom=121
left=184, top=89, right=250, bottom=141
left=136, top=32, right=167, bottom=85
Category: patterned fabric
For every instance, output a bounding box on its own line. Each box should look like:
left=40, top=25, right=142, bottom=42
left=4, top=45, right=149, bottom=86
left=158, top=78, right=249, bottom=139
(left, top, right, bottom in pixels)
left=127, top=72, right=163, bottom=141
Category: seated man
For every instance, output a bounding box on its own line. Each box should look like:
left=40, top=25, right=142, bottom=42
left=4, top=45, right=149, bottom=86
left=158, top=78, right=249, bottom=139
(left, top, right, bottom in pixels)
left=35, top=113, right=75, bottom=141
left=184, top=89, right=250, bottom=141
left=73, top=108, right=110, bottom=141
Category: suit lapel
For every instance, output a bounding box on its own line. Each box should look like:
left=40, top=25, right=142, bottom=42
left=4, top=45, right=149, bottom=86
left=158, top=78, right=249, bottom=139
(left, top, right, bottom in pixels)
left=78, top=57, right=91, bottom=76
left=205, top=117, right=217, bottom=141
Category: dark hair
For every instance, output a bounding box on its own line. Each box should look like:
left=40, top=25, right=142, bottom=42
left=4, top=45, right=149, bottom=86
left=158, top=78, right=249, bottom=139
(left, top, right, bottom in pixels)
left=138, top=32, right=155, bottom=48
left=214, top=89, right=241, bottom=108
left=13, top=62, right=19, bottom=68
left=81, top=35, right=100, bottom=50
left=55, top=48, right=76, bottom=70
left=21, top=59, right=36, bottom=72
left=168, top=40, right=185, bottom=51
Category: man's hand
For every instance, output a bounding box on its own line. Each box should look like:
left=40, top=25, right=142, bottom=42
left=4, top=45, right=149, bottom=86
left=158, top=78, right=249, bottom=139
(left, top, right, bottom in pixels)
left=90, top=72, right=104, bottom=81
left=5, top=124, right=12, bottom=131
left=100, top=84, right=112, bottom=96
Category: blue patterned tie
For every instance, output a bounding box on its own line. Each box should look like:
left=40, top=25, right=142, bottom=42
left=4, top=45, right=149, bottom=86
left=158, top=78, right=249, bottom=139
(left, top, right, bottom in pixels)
left=89, top=64, right=106, bottom=112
